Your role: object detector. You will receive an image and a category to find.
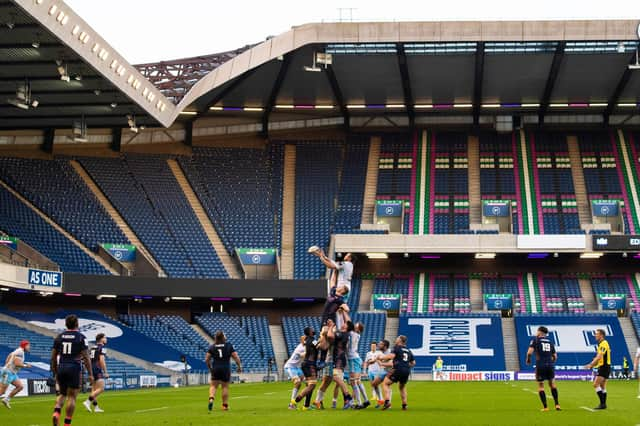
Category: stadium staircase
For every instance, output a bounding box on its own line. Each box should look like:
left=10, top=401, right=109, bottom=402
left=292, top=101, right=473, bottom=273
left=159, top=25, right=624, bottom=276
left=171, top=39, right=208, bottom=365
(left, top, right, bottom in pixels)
left=268, top=324, right=288, bottom=377
left=501, top=318, right=520, bottom=372
left=280, top=144, right=296, bottom=279
left=384, top=316, right=399, bottom=344
left=578, top=278, right=598, bottom=311
left=566, top=136, right=592, bottom=227
left=0, top=312, right=175, bottom=377
left=167, top=159, right=240, bottom=279
left=68, top=160, right=164, bottom=276
left=467, top=135, right=481, bottom=225
left=516, top=129, right=537, bottom=234
left=0, top=179, right=117, bottom=275
left=190, top=324, right=214, bottom=344
left=361, top=136, right=381, bottom=224
left=618, top=316, right=640, bottom=353
left=469, top=278, right=483, bottom=311
left=616, top=130, right=640, bottom=232
left=358, top=279, right=374, bottom=311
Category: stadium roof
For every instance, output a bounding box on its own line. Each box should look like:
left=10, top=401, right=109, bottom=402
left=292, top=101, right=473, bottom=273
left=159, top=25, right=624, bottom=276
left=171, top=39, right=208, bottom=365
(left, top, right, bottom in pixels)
left=1, top=0, right=640, bottom=133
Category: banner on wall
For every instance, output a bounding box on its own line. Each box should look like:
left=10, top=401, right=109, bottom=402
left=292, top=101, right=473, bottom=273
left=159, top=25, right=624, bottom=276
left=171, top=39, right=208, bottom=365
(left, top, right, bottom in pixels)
left=482, top=201, right=510, bottom=217
left=0, top=236, right=18, bottom=250
left=592, top=235, right=640, bottom=251
left=101, top=243, right=137, bottom=262
left=236, top=248, right=277, bottom=265
left=372, top=294, right=402, bottom=311
left=598, top=294, right=626, bottom=310
left=399, top=315, right=506, bottom=372
left=484, top=294, right=513, bottom=310
left=591, top=200, right=619, bottom=217
left=375, top=200, right=403, bottom=217
left=27, top=268, right=62, bottom=291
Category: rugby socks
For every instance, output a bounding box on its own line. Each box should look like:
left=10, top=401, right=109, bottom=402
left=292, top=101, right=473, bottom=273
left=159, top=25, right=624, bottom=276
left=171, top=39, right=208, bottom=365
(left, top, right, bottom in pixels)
left=352, top=384, right=361, bottom=405
left=315, top=390, right=324, bottom=402
left=551, top=388, right=559, bottom=405
left=358, top=383, right=369, bottom=403
left=291, top=388, right=299, bottom=401
left=602, top=389, right=607, bottom=404
left=596, top=386, right=604, bottom=405
left=304, top=393, right=312, bottom=408
left=538, top=391, right=547, bottom=408
left=64, top=417, right=72, bottom=425
left=89, top=396, right=98, bottom=407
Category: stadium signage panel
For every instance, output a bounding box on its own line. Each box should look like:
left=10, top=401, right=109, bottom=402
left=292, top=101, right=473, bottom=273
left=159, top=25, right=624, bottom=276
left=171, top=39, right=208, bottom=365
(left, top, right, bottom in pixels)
left=516, top=371, right=593, bottom=381
left=27, top=268, right=62, bottom=290
left=439, top=371, right=514, bottom=381
left=484, top=294, right=513, bottom=310
left=28, top=378, right=56, bottom=395
left=0, top=236, right=18, bottom=250
left=375, top=200, right=403, bottom=217
left=399, top=316, right=506, bottom=371
left=139, top=375, right=158, bottom=388
left=517, top=235, right=586, bottom=249
left=592, top=235, right=640, bottom=251
left=482, top=201, right=510, bottom=217
left=236, top=248, right=277, bottom=265
left=597, top=294, right=626, bottom=310
left=101, top=243, right=136, bottom=262
left=372, top=294, right=402, bottom=311
left=591, top=200, right=619, bottom=217
left=515, top=315, right=632, bottom=371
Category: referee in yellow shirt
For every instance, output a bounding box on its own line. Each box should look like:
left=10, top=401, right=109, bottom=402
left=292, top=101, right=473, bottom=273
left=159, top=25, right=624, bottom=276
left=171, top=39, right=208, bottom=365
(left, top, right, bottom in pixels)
left=584, top=329, right=611, bottom=410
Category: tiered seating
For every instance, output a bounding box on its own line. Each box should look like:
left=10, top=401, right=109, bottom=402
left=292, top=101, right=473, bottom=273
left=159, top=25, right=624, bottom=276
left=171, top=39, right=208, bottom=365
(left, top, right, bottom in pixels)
left=578, top=132, right=628, bottom=233
left=120, top=314, right=209, bottom=361
left=482, top=275, right=526, bottom=313
left=282, top=313, right=386, bottom=359
left=432, top=133, right=470, bottom=234
left=432, top=275, right=471, bottom=313
left=268, top=143, right=284, bottom=252
left=534, top=133, right=582, bottom=234
left=196, top=313, right=275, bottom=372
left=591, top=275, right=639, bottom=311
left=373, top=275, right=410, bottom=304
left=0, top=158, right=129, bottom=251
left=347, top=278, right=362, bottom=312
left=80, top=155, right=227, bottom=278
left=479, top=133, right=519, bottom=233
left=631, top=312, right=640, bottom=340
left=540, top=275, right=585, bottom=313
left=334, top=140, right=369, bottom=233
left=178, top=147, right=281, bottom=254
left=293, top=142, right=342, bottom=279
left=0, top=320, right=154, bottom=377
left=376, top=134, right=413, bottom=196
left=0, top=185, right=107, bottom=274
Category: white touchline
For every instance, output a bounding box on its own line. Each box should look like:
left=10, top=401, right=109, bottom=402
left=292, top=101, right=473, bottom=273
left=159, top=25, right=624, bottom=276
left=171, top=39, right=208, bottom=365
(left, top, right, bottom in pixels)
left=232, top=396, right=249, bottom=399
left=135, top=406, right=169, bottom=413
left=579, top=406, right=595, bottom=412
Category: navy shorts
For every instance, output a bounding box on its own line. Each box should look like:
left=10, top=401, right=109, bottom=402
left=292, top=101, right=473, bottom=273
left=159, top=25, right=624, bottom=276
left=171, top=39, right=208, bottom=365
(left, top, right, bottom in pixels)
left=301, top=361, right=317, bottom=380
left=535, top=366, right=555, bottom=382
left=333, top=354, right=347, bottom=371
left=92, top=367, right=104, bottom=380
left=57, top=364, right=81, bottom=394
left=387, top=368, right=410, bottom=385
left=210, top=367, right=231, bottom=383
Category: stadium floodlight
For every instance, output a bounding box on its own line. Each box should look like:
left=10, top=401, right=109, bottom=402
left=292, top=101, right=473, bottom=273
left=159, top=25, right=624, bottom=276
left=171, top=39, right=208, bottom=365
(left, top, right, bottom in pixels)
left=366, top=252, right=388, bottom=259
left=580, top=252, right=603, bottom=259
left=252, top=298, right=274, bottom=302
left=170, top=296, right=192, bottom=301
left=96, top=294, right=117, bottom=300
left=304, top=51, right=332, bottom=72
left=475, top=253, right=496, bottom=259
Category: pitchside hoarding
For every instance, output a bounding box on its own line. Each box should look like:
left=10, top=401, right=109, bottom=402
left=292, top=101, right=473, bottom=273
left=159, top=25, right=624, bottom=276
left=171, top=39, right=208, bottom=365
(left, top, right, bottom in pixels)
left=515, top=315, right=631, bottom=372
left=399, top=315, right=506, bottom=372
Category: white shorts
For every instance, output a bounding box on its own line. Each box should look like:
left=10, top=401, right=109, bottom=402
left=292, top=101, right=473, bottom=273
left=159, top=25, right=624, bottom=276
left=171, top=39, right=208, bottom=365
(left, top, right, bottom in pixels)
left=285, top=367, right=303, bottom=380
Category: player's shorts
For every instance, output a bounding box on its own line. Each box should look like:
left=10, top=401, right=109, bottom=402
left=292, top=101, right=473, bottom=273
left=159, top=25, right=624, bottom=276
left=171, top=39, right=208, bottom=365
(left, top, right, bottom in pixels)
left=348, top=357, right=363, bottom=374
left=435, top=368, right=443, bottom=373
left=333, top=354, right=347, bottom=371
left=57, top=363, right=81, bottom=394
left=301, top=361, right=317, bottom=380
left=285, top=367, right=303, bottom=380
left=535, top=366, right=555, bottom=382
left=92, top=367, right=104, bottom=381
left=210, top=367, right=231, bottom=383
left=596, top=365, right=611, bottom=379
left=321, top=362, right=334, bottom=378
left=387, top=368, right=410, bottom=385
left=0, top=368, right=18, bottom=386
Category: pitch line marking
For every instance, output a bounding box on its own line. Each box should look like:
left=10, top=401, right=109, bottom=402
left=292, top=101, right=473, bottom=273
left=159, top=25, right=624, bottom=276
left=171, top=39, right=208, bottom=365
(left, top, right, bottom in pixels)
left=579, top=406, right=595, bottom=412
left=135, top=406, right=169, bottom=413
left=264, top=392, right=276, bottom=395
left=232, top=396, right=249, bottom=399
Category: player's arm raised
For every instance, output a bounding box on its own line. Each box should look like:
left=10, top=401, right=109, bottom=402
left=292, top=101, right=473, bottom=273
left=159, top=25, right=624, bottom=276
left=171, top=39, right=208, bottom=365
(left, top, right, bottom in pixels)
left=231, top=351, right=242, bottom=373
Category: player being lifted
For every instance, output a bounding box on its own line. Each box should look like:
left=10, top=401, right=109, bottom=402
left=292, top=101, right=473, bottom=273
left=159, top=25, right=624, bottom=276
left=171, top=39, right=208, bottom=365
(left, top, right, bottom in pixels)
left=83, top=333, right=108, bottom=413
left=526, top=326, right=560, bottom=411
left=0, top=339, right=31, bottom=409
left=378, top=335, right=415, bottom=411
left=205, top=331, right=242, bottom=412
left=51, top=314, right=94, bottom=426
left=284, top=335, right=306, bottom=410
left=584, top=329, right=611, bottom=410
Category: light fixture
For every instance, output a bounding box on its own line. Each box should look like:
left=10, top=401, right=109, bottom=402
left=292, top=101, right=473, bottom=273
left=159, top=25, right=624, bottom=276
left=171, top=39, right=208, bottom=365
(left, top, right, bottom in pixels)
left=0, top=288, right=9, bottom=292
left=366, top=253, right=388, bottom=259
left=31, top=40, right=40, bottom=49
left=110, top=102, right=117, bottom=108
left=7, top=79, right=39, bottom=110
left=403, top=252, right=409, bottom=258
left=170, top=296, right=192, bottom=301
left=579, top=252, right=603, bottom=259
left=622, top=252, right=628, bottom=258
left=74, top=74, right=82, bottom=81
left=126, top=114, right=139, bottom=133
left=617, top=42, right=626, bottom=53
left=553, top=252, right=559, bottom=258
left=71, top=25, right=80, bottom=35
left=629, top=47, right=640, bottom=70
left=180, top=111, right=197, bottom=115
left=71, top=116, right=88, bottom=142
left=475, top=253, right=496, bottom=259
left=251, top=298, right=274, bottom=302
left=96, top=294, right=117, bottom=300
left=48, top=5, right=57, bottom=15
left=93, top=89, right=101, bottom=96
left=304, top=51, right=332, bottom=72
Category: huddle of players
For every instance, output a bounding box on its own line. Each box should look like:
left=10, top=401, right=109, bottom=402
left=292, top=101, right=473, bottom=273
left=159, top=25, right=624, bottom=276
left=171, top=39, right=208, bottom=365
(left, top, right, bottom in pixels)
left=284, top=322, right=415, bottom=411
left=527, top=326, right=612, bottom=411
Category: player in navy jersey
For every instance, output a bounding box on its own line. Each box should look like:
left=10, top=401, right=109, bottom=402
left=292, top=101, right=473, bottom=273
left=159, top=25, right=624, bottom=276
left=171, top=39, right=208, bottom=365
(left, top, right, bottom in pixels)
left=378, top=335, right=415, bottom=411
left=205, top=331, right=242, bottom=412
left=83, top=333, right=108, bottom=413
left=327, top=320, right=354, bottom=409
left=526, top=326, right=560, bottom=411
left=50, top=314, right=93, bottom=426
left=294, top=326, right=318, bottom=410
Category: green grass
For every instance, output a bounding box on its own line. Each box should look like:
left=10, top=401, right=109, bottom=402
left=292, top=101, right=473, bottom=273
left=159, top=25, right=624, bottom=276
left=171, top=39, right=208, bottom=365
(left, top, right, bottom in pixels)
left=2, top=380, right=639, bottom=425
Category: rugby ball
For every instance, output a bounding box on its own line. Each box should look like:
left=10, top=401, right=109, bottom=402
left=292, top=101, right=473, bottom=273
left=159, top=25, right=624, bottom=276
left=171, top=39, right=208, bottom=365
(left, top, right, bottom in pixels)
left=307, top=245, right=320, bottom=254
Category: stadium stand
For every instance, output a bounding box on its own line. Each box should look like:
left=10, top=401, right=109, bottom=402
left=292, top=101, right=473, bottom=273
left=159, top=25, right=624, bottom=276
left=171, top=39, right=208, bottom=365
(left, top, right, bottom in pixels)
left=540, top=275, right=585, bottom=313
left=0, top=185, right=108, bottom=274
left=79, top=155, right=227, bottom=278
left=591, top=274, right=639, bottom=311
left=333, top=139, right=369, bottom=234
left=293, top=142, right=342, bottom=279
left=178, top=147, right=281, bottom=254
left=482, top=275, right=526, bottom=313
left=196, top=313, right=275, bottom=372
left=431, top=275, right=471, bottom=313
left=0, top=158, right=130, bottom=251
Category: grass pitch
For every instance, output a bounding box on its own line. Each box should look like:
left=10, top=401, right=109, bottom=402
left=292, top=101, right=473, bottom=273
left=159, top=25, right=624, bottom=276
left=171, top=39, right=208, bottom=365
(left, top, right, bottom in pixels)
left=1, top=380, right=639, bottom=425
